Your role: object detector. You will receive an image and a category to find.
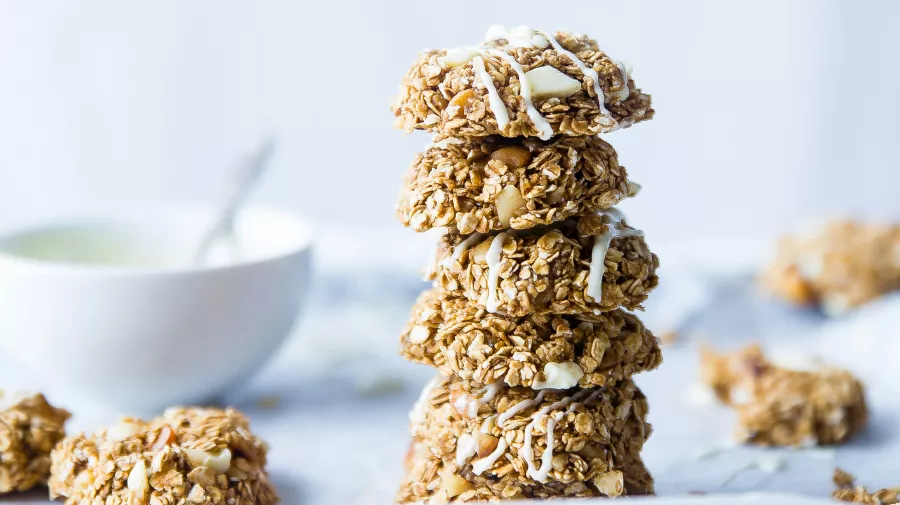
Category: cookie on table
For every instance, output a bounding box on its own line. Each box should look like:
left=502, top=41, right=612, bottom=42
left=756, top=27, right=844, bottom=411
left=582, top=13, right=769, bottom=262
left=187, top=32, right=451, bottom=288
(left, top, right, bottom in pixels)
left=398, top=134, right=639, bottom=234
left=0, top=391, right=70, bottom=494
left=700, top=345, right=868, bottom=447
left=429, top=212, right=659, bottom=317
left=392, top=26, right=653, bottom=139
left=400, top=288, right=662, bottom=389
left=400, top=375, right=652, bottom=503
left=49, top=407, right=277, bottom=505
left=762, top=219, right=900, bottom=315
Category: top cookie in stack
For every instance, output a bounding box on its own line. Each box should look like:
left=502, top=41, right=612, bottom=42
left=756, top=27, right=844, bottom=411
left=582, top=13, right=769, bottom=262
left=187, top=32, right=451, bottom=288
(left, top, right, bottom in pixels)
left=393, top=26, right=653, bottom=139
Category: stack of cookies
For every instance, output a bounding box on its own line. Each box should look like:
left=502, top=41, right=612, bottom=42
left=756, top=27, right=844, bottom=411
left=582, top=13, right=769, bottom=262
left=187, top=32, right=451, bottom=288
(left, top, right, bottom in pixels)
left=391, top=26, right=661, bottom=502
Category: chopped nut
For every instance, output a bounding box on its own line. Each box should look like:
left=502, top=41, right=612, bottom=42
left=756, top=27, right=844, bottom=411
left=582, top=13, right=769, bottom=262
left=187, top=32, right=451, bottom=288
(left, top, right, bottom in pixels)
left=184, top=447, right=232, bottom=475
left=442, top=472, right=473, bottom=498
left=475, top=433, right=499, bottom=458
left=488, top=145, right=532, bottom=169
left=149, top=426, right=175, bottom=452
left=592, top=470, right=625, bottom=497
left=448, top=89, right=476, bottom=114
left=495, top=185, right=527, bottom=227
left=106, top=421, right=142, bottom=441
left=126, top=459, right=149, bottom=496
left=532, top=362, right=585, bottom=390
left=526, top=66, right=582, bottom=99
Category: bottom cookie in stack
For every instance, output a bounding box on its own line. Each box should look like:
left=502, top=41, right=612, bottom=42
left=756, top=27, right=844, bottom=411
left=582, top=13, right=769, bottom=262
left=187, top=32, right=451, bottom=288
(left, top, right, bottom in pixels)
left=398, top=375, right=653, bottom=503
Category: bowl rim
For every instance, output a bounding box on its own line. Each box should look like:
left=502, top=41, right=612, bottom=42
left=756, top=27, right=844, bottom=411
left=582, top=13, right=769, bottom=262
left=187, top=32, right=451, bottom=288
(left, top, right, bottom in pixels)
left=0, top=203, right=315, bottom=277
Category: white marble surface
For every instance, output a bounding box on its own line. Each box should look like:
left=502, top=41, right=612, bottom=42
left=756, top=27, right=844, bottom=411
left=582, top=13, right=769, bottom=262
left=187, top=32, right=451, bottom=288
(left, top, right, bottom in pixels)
left=2, top=268, right=896, bottom=505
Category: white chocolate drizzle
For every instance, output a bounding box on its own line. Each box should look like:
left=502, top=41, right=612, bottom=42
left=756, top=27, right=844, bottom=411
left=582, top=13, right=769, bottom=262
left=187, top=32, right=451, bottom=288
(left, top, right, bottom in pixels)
left=484, top=232, right=509, bottom=313
left=409, top=376, right=441, bottom=425
left=444, top=232, right=484, bottom=267
left=542, top=32, right=613, bottom=126
left=467, top=382, right=503, bottom=418
left=497, top=390, right=546, bottom=426
left=471, top=56, right=510, bottom=131
left=586, top=208, right=643, bottom=303
left=471, top=437, right=508, bottom=475
left=486, top=49, right=554, bottom=140
left=521, top=389, right=594, bottom=482
left=616, top=61, right=630, bottom=101
left=456, top=434, right=478, bottom=466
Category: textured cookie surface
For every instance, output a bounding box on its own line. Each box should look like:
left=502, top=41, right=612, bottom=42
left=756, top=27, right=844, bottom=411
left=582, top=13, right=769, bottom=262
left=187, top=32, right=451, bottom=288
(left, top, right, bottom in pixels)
left=0, top=392, right=70, bottom=494
left=398, top=134, right=636, bottom=234
left=49, top=407, right=277, bottom=505
left=399, top=375, right=653, bottom=502
left=430, top=213, right=659, bottom=317
left=393, top=27, right=653, bottom=138
left=701, top=345, right=868, bottom=447
left=400, top=288, right=662, bottom=389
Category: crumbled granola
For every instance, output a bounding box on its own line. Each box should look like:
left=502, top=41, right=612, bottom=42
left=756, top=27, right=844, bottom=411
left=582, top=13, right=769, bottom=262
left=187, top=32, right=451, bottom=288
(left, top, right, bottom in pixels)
left=48, top=407, right=278, bottom=505
left=398, top=134, right=633, bottom=234
left=399, top=376, right=652, bottom=503
left=0, top=391, right=70, bottom=493
left=762, top=219, right=900, bottom=315
left=700, top=345, right=868, bottom=447
left=400, top=288, right=662, bottom=389
left=833, top=468, right=900, bottom=504
left=431, top=215, right=659, bottom=317
left=392, top=31, right=653, bottom=138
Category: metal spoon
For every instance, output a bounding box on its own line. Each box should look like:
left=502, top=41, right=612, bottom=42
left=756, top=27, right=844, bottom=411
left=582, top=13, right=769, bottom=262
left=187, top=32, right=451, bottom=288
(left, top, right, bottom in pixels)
left=193, top=137, right=276, bottom=265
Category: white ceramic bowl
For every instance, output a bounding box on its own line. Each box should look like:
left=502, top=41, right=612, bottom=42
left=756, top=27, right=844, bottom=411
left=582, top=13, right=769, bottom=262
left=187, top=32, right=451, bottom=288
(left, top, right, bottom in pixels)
left=0, top=205, right=313, bottom=412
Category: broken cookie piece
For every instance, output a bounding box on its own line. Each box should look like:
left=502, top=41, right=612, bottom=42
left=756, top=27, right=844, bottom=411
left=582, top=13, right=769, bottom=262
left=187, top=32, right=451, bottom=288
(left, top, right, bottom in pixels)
left=48, top=407, right=277, bottom=505
left=0, top=391, right=70, bottom=494
left=700, top=345, right=868, bottom=447
left=833, top=467, right=900, bottom=504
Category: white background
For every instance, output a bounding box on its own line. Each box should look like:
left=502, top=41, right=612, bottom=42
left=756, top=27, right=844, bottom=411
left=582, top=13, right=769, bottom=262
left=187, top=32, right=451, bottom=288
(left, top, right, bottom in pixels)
left=1, top=0, right=899, bottom=259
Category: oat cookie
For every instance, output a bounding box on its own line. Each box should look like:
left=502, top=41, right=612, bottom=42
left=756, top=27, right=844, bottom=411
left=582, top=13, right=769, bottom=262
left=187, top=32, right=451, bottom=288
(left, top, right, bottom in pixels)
left=762, top=219, right=900, bottom=315
left=401, top=375, right=652, bottom=502
left=49, top=407, right=278, bottom=505
left=700, top=345, right=868, bottom=447
left=833, top=468, right=900, bottom=504
left=392, top=26, right=653, bottom=138
left=398, top=134, right=638, bottom=234
left=431, top=213, right=659, bottom=317
left=0, top=391, right=70, bottom=493
left=400, top=288, right=662, bottom=389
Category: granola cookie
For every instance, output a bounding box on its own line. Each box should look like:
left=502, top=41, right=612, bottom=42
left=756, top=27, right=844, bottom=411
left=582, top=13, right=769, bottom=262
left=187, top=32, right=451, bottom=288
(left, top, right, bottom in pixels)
left=400, top=375, right=652, bottom=502
left=0, top=391, right=70, bottom=493
left=392, top=26, right=653, bottom=139
left=49, top=407, right=278, bottom=505
left=400, top=288, right=662, bottom=389
left=700, top=345, right=868, bottom=447
left=430, top=213, right=659, bottom=317
left=832, top=468, right=900, bottom=504
left=398, top=134, right=638, bottom=234
left=762, top=219, right=900, bottom=315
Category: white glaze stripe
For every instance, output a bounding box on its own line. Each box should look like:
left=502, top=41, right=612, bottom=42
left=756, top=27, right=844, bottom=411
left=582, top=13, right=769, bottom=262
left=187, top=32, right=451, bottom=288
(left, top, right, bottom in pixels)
left=542, top=32, right=613, bottom=124
left=586, top=208, right=644, bottom=303
left=486, top=49, right=554, bottom=140
left=472, top=56, right=510, bottom=131
left=445, top=232, right=484, bottom=267
left=497, top=390, right=545, bottom=426
left=484, top=232, right=509, bottom=313
left=468, top=382, right=503, bottom=418
left=471, top=437, right=508, bottom=475
left=616, top=61, right=630, bottom=101
left=521, top=389, right=592, bottom=482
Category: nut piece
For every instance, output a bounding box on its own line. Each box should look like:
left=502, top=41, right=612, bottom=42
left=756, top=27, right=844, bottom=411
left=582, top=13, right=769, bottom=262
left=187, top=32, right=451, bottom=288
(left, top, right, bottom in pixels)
left=495, top=185, right=527, bottom=227
left=106, top=421, right=142, bottom=442
left=183, top=447, right=232, bottom=475
left=440, top=47, right=479, bottom=68
left=532, top=362, right=585, bottom=390
left=126, top=460, right=149, bottom=496
left=448, top=89, right=476, bottom=115
left=441, top=471, right=473, bottom=498
left=475, top=433, right=499, bottom=458
left=149, top=426, right=175, bottom=452
left=488, top=145, right=532, bottom=169
left=526, top=66, right=582, bottom=99
left=593, top=470, right=624, bottom=497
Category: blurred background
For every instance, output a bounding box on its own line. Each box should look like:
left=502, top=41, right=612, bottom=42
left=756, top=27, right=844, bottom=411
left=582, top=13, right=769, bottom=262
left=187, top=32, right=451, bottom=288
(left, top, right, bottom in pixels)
left=2, top=0, right=899, bottom=269
left=2, top=2, right=900, bottom=503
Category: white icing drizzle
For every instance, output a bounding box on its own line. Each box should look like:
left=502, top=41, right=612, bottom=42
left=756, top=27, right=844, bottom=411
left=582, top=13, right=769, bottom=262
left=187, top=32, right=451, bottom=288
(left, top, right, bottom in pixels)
left=471, top=56, right=510, bottom=131
left=586, top=208, right=644, bottom=303
left=468, top=382, right=503, bottom=418
left=542, top=32, right=613, bottom=124
left=498, top=390, right=546, bottom=426
left=615, top=61, right=630, bottom=101
left=484, top=232, right=509, bottom=313
left=521, top=389, right=593, bottom=482
left=471, top=437, right=508, bottom=475
left=486, top=49, right=554, bottom=140
left=409, top=377, right=441, bottom=425
left=444, top=232, right=484, bottom=267
left=456, top=434, right=478, bottom=466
